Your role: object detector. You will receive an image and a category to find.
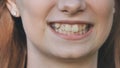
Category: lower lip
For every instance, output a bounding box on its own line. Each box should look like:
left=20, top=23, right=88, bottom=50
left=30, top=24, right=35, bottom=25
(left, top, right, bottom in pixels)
left=49, top=26, right=93, bottom=40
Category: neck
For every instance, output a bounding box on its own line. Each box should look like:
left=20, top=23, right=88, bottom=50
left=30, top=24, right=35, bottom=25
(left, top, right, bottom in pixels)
left=27, top=42, right=98, bottom=68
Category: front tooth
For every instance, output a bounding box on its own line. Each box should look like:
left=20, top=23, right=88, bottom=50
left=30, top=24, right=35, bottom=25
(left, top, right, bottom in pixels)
left=64, top=24, right=71, bottom=32
left=72, top=24, right=79, bottom=32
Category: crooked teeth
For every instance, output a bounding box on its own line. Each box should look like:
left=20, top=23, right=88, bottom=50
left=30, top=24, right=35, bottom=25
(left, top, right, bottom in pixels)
left=54, top=23, right=60, bottom=29
left=52, top=23, right=89, bottom=35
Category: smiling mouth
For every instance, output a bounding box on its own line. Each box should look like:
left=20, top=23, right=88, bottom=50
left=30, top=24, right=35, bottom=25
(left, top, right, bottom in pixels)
left=48, top=20, right=94, bottom=40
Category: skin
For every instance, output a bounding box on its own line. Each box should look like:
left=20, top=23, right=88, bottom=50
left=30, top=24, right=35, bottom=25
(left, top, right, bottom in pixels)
left=6, top=0, right=115, bottom=68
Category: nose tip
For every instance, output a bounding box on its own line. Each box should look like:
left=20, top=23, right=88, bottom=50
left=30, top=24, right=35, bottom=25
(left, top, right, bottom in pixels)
left=58, top=0, right=86, bottom=15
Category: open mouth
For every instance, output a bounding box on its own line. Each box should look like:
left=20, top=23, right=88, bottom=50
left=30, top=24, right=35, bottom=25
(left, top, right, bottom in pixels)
left=47, top=21, right=94, bottom=40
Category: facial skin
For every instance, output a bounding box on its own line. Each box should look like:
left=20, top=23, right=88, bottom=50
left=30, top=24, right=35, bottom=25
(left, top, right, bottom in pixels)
left=7, top=0, right=114, bottom=68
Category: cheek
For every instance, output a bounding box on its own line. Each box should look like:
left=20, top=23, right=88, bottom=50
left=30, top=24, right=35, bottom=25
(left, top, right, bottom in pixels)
left=87, top=0, right=114, bottom=18
left=16, top=0, right=56, bottom=37
left=88, top=0, right=114, bottom=44
left=15, top=0, right=56, bottom=43
left=17, top=0, right=56, bottom=19
left=89, top=0, right=114, bottom=32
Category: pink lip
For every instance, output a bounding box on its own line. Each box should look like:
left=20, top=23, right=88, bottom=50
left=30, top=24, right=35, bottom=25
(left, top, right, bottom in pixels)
left=48, top=20, right=93, bottom=40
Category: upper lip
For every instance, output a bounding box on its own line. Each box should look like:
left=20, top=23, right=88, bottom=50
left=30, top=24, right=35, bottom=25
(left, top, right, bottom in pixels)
left=47, top=20, right=94, bottom=25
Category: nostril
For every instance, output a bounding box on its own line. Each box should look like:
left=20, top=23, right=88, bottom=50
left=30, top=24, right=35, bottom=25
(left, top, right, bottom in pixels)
left=61, top=8, right=84, bottom=15
left=62, top=10, right=68, bottom=12
left=57, top=0, right=86, bottom=15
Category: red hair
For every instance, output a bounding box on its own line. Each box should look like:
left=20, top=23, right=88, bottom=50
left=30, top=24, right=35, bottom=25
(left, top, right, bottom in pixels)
left=0, top=0, right=27, bottom=68
left=0, top=0, right=120, bottom=68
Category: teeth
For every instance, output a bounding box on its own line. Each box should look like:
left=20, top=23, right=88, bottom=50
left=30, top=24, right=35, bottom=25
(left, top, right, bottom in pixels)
left=79, top=25, right=82, bottom=32
left=71, top=25, right=79, bottom=32
left=82, top=24, right=87, bottom=30
left=54, top=23, right=61, bottom=29
left=65, top=24, right=71, bottom=32
left=52, top=23, right=89, bottom=35
left=82, top=29, right=86, bottom=34
left=82, top=24, right=87, bottom=29
left=60, top=24, right=65, bottom=31
left=82, top=24, right=87, bottom=34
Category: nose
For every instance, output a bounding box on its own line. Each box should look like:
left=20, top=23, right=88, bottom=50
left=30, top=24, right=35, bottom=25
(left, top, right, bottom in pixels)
left=57, top=0, right=86, bottom=15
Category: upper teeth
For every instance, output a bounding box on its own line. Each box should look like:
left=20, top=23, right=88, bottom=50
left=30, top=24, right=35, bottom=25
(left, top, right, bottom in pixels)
left=65, top=24, right=71, bottom=32
left=51, top=23, right=88, bottom=35
left=71, top=24, right=79, bottom=32
left=54, top=23, right=61, bottom=29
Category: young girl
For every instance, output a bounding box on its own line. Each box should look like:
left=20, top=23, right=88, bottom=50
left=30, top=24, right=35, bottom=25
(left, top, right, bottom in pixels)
left=0, top=0, right=119, bottom=68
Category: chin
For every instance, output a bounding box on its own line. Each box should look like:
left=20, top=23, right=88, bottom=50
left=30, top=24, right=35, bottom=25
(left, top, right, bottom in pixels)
left=50, top=48, right=96, bottom=61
